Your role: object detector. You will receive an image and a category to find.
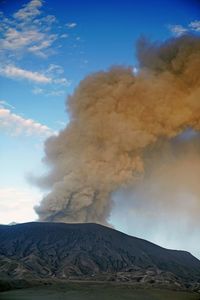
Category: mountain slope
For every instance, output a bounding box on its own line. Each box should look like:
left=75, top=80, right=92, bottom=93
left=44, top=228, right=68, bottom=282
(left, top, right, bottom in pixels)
left=0, top=222, right=199, bottom=285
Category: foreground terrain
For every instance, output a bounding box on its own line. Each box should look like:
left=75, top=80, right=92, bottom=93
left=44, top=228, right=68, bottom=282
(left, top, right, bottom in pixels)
left=1, top=282, right=200, bottom=300
left=0, top=222, right=200, bottom=293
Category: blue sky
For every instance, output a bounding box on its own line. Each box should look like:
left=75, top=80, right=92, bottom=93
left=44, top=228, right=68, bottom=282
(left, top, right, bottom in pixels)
left=0, top=0, right=200, bottom=253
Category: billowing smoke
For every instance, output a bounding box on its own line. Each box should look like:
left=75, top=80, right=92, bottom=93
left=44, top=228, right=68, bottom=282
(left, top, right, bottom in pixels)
left=34, top=34, right=200, bottom=225
left=111, top=134, right=200, bottom=257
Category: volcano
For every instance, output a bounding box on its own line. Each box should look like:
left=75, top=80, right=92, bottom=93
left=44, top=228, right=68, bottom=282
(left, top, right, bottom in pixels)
left=0, top=222, right=200, bottom=290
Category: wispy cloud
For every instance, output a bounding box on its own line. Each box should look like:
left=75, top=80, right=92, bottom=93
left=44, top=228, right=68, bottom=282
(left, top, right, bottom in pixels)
left=0, top=0, right=77, bottom=94
left=189, top=20, right=200, bottom=32
left=168, top=24, right=188, bottom=37
left=0, top=0, right=79, bottom=60
left=66, top=22, right=77, bottom=29
left=60, top=33, right=68, bottom=38
left=0, top=102, right=54, bottom=137
left=32, top=87, right=65, bottom=97
left=46, top=90, right=65, bottom=97
left=169, top=20, right=200, bottom=37
left=32, top=87, right=44, bottom=95
left=0, top=64, right=71, bottom=89
left=13, top=0, right=43, bottom=21
left=31, top=64, right=71, bottom=96
left=0, top=0, right=58, bottom=58
left=0, top=100, right=15, bottom=109
left=0, top=65, right=52, bottom=83
left=0, top=1, right=72, bottom=94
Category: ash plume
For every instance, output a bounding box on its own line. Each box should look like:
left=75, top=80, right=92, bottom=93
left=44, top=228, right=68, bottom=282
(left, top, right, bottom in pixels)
left=34, top=34, right=200, bottom=225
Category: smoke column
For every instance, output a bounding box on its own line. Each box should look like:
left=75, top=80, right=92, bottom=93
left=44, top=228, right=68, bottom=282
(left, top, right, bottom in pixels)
left=34, top=34, right=200, bottom=225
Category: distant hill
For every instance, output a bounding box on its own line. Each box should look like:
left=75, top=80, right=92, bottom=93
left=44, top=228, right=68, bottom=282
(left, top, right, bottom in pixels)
left=0, top=222, right=200, bottom=289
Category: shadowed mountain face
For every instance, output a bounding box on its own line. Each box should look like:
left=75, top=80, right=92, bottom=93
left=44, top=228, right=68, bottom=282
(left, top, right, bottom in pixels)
left=0, top=222, right=200, bottom=285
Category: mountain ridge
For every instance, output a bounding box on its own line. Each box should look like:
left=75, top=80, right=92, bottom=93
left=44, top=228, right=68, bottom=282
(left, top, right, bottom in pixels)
left=0, top=222, right=200, bottom=289
left=0, top=221, right=195, bottom=255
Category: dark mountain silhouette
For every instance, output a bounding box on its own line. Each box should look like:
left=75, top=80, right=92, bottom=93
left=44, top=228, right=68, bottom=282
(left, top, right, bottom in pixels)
left=0, top=222, right=200, bottom=288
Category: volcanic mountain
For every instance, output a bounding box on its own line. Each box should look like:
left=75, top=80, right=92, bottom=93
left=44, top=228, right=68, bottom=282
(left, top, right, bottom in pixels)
left=0, top=222, right=200, bottom=288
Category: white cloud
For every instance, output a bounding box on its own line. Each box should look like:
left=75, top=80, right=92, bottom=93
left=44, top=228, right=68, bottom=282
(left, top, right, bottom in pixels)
left=0, top=65, right=52, bottom=83
left=46, top=64, right=64, bottom=75
left=0, top=64, right=71, bottom=91
left=168, top=24, right=188, bottom=37
left=66, top=22, right=77, bottom=28
left=1, top=28, right=42, bottom=50
left=46, top=90, right=65, bottom=97
left=44, top=64, right=71, bottom=87
left=0, top=187, right=41, bottom=224
left=60, top=33, right=68, bottom=38
left=32, top=87, right=67, bottom=97
left=13, top=0, right=43, bottom=21
left=189, top=20, right=200, bottom=32
left=32, top=87, right=66, bottom=97
left=0, top=105, right=54, bottom=137
left=0, top=0, right=58, bottom=58
left=32, top=87, right=44, bottom=94
left=0, top=26, right=57, bottom=59
left=54, top=77, right=71, bottom=86
left=0, top=1, right=73, bottom=92
left=0, top=100, right=15, bottom=109
left=169, top=20, right=200, bottom=36
left=28, top=34, right=57, bottom=58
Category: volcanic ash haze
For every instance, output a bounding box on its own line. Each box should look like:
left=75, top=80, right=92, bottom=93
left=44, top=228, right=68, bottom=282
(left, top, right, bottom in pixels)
left=34, top=35, right=200, bottom=225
